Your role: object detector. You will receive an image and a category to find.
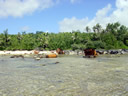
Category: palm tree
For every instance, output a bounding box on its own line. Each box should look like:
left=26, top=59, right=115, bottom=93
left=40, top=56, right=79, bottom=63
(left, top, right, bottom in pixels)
left=93, top=26, right=96, bottom=33
left=85, top=26, right=91, bottom=33
left=113, top=22, right=120, bottom=31
left=17, top=32, right=22, bottom=43
left=95, top=23, right=102, bottom=33
left=3, top=29, right=10, bottom=48
left=106, top=22, right=120, bottom=35
left=0, top=34, right=4, bottom=50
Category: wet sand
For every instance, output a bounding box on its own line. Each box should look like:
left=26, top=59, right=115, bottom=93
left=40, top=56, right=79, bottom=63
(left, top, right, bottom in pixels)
left=0, top=55, right=128, bottom=96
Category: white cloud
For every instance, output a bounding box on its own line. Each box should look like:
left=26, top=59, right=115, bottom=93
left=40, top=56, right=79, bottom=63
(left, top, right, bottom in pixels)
left=21, top=26, right=30, bottom=31
left=116, top=0, right=128, bottom=9
left=59, top=17, right=88, bottom=32
left=87, top=4, right=112, bottom=28
left=0, top=0, right=54, bottom=17
left=59, top=0, right=128, bottom=32
left=0, top=0, right=81, bottom=18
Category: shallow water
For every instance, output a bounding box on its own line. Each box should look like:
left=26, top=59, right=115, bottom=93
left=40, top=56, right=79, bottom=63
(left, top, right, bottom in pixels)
left=0, top=55, right=128, bottom=96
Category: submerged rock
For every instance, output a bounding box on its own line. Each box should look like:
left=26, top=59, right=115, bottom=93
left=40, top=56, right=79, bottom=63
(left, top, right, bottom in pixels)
left=35, top=57, right=41, bottom=60
left=55, top=62, right=59, bottom=64
left=10, top=55, right=24, bottom=59
left=40, top=64, right=46, bottom=66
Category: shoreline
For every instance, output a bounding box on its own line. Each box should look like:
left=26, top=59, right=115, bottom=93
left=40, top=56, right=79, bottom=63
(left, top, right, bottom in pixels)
left=0, top=49, right=128, bottom=56
left=0, top=50, right=58, bottom=56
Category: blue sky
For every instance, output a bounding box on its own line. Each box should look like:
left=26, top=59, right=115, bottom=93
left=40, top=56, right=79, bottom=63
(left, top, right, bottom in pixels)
left=0, top=0, right=128, bottom=34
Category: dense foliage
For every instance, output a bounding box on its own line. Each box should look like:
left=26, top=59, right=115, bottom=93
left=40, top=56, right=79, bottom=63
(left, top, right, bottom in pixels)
left=0, top=22, right=128, bottom=50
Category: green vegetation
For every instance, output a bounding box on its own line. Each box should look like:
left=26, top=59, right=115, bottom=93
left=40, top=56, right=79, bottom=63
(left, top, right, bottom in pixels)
left=0, top=22, right=128, bottom=50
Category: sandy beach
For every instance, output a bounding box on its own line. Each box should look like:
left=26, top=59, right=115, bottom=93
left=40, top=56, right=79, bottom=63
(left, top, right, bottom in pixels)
left=0, top=50, right=58, bottom=55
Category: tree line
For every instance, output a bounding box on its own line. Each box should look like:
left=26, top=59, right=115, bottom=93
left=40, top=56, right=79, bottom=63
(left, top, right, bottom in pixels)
left=0, top=22, right=128, bottom=51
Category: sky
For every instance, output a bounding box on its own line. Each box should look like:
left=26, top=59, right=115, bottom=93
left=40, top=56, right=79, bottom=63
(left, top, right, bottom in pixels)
left=0, top=0, right=128, bottom=34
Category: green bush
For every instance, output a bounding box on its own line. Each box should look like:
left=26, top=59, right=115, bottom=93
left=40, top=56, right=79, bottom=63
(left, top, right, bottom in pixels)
left=93, top=41, right=106, bottom=49
left=86, top=41, right=95, bottom=49
left=71, top=44, right=86, bottom=50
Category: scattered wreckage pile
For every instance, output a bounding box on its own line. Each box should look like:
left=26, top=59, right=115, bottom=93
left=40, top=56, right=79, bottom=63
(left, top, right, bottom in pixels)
left=0, top=48, right=127, bottom=59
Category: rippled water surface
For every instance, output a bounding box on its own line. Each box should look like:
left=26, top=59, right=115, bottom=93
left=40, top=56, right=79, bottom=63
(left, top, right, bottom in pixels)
left=0, top=55, right=128, bottom=96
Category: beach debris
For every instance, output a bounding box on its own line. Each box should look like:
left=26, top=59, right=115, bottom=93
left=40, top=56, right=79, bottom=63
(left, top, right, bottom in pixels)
left=33, top=50, right=39, bottom=54
left=46, top=53, right=57, bottom=58
left=33, top=55, right=37, bottom=58
left=33, top=54, right=45, bottom=60
left=84, top=49, right=98, bottom=58
left=56, top=48, right=64, bottom=54
left=64, top=50, right=70, bottom=55
left=96, top=49, right=126, bottom=55
left=96, top=50, right=104, bottom=54
left=39, top=54, right=45, bottom=58
left=104, top=49, right=126, bottom=55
